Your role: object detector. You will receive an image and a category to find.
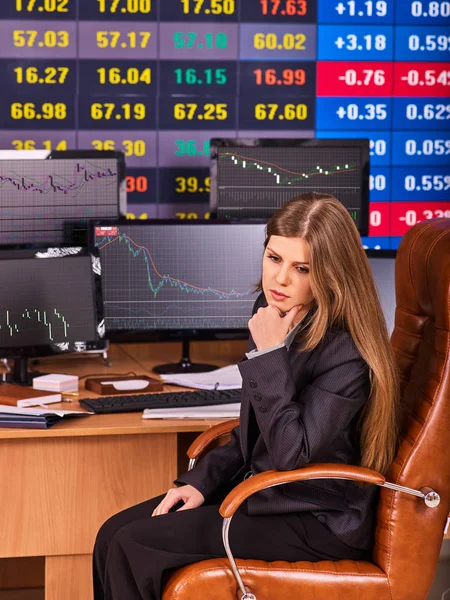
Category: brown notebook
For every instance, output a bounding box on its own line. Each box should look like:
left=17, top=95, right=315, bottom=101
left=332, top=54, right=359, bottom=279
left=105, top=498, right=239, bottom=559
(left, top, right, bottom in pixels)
left=0, top=384, right=62, bottom=407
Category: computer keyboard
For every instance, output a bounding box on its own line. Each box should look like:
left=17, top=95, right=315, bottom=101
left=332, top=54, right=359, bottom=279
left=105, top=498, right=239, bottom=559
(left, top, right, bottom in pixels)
left=79, top=388, right=242, bottom=414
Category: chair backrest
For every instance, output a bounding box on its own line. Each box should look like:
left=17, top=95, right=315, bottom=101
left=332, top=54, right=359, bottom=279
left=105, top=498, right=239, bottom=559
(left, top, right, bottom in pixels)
left=372, top=219, right=450, bottom=599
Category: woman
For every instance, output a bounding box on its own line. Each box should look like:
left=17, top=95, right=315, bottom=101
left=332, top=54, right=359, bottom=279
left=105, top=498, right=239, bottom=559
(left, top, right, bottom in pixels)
left=93, top=192, right=400, bottom=600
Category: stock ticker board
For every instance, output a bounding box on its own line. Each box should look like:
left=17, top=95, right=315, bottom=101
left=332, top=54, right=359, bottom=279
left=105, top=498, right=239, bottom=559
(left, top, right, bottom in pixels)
left=0, top=0, right=449, bottom=249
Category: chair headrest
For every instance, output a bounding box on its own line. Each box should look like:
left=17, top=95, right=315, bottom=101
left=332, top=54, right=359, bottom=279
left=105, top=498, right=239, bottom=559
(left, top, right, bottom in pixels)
left=395, top=219, right=450, bottom=331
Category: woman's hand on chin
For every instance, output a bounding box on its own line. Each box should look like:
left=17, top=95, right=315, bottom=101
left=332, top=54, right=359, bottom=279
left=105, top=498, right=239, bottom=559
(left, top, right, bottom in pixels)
left=249, top=304, right=303, bottom=351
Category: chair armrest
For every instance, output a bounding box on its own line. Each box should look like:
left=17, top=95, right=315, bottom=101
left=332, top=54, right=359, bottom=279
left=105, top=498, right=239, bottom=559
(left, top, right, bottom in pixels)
left=218, top=465, right=441, bottom=600
left=187, top=419, right=240, bottom=461
left=219, top=464, right=384, bottom=518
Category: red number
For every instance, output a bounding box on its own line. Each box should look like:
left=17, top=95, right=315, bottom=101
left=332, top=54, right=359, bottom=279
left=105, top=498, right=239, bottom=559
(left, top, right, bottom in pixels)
left=253, top=68, right=306, bottom=86
left=126, top=176, right=148, bottom=193
left=260, top=0, right=307, bottom=16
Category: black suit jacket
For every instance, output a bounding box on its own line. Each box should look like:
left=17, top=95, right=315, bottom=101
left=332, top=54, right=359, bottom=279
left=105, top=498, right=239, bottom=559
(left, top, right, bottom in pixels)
left=176, top=293, right=378, bottom=550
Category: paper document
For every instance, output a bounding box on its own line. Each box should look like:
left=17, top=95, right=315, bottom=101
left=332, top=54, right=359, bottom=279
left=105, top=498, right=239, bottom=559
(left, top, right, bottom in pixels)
left=142, top=403, right=241, bottom=420
left=0, top=405, right=93, bottom=417
left=0, top=404, right=94, bottom=429
left=159, top=364, right=242, bottom=390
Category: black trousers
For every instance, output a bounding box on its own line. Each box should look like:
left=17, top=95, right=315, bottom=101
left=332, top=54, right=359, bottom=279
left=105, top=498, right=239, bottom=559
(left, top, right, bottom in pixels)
left=93, top=492, right=371, bottom=600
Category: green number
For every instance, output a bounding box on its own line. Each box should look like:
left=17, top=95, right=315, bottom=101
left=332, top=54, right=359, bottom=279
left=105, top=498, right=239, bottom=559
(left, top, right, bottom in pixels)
left=186, top=68, right=198, bottom=84
left=174, top=139, right=211, bottom=157
left=205, top=32, right=213, bottom=48
left=173, top=32, right=198, bottom=49
left=216, top=33, right=227, bottom=48
left=214, top=68, right=227, bottom=84
left=174, top=68, right=227, bottom=85
left=174, top=68, right=183, bottom=84
left=173, top=32, right=226, bottom=50
left=186, top=32, right=196, bottom=48
left=175, top=140, right=196, bottom=156
left=175, top=140, right=185, bottom=155
left=173, top=32, right=184, bottom=48
left=174, top=68, right=196, bottom=84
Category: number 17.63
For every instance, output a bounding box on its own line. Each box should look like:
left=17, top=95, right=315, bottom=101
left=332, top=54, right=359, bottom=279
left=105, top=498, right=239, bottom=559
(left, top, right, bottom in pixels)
left=260, top=0, right=307, bottom=16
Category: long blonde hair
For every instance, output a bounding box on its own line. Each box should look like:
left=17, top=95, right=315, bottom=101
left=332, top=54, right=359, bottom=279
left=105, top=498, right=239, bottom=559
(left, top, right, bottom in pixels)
left=258, top=192, right=400, bottom=475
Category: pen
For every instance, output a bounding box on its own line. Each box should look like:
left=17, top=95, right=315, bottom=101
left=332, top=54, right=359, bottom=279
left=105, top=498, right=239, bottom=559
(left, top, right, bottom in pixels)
left=61, top=392, right=79, bottom=397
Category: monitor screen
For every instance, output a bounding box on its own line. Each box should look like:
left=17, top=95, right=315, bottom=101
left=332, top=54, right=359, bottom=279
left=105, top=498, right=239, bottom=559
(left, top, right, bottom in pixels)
left=93, top=220, right=266, bottom=342
left=0, top=249, right=105, bottom=383
left=366, top=251, right=396, bottom=336
left=0, top=157, right=120, bottom=247
left=210, top=138, right=369, bottom=235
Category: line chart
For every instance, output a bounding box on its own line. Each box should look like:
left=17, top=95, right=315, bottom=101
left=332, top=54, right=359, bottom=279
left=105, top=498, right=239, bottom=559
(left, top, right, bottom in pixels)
left=0, top=255, right=99, bottom=348
left=97, top=233, right=253, bottom=300
left=0, top=307, right=69, bottom=342
left=0, top=158, right=119, bottom=245
left=215, top=145, right=364, bottom=221
left=219, top=152, right=357, bottom=185
left=0, top=160, right=116, bottom=196
left=95, top=223, right=266, bottom=331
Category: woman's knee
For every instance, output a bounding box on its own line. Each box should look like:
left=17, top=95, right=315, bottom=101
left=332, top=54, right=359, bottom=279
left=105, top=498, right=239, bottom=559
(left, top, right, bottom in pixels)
left=94, top=495, right=164, bottom=554
left=94, top=512, right=126, bottom=556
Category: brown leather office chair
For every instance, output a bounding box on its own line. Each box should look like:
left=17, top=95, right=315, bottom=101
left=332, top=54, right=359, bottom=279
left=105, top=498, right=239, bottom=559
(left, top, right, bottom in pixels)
left=163, top=219, right=450, bottom=600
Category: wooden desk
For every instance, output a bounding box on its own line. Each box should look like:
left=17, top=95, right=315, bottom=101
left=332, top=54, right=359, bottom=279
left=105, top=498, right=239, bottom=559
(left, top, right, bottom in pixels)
left=0, top=340, right=246, bottom=599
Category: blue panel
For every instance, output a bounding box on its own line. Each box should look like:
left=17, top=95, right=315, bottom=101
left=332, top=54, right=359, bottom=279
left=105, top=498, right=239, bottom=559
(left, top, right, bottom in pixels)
left=316, top=98, right=392, bottom=130
left=318, top=25, right=394, bottom=60
left=316, top=130, right=391, bottom=166
left=392, top=98, right=450, bottom=130
left=395, top=26, right=450, bottom=61
left=392, top=167, right=450, bottom=200
left=369, top=167, right=391, bottom=201
left=390, top=237, right=403, bottom=250
left=392, top=131, right=450, bottom=166
left=318, top=0, right=394, bottom=23
left=361, top=236, right=391, bottom=249
left=395, top=0, right=450, bottom=25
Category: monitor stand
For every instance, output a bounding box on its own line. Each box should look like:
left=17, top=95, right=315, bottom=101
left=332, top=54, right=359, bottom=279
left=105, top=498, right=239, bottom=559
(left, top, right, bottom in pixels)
left=2, top=357, right=43, bottom=386
left=153, top=340, right=218, bottom=375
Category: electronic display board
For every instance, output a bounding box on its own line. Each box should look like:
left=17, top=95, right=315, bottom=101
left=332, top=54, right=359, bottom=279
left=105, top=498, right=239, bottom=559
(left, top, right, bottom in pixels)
left=0, top=0, right=448, bottom=249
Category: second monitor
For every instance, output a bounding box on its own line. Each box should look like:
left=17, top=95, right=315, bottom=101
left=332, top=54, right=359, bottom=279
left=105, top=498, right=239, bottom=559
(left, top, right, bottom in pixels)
left=93, top=220, right=266, bottom=373
left=210, top=138, right=369, bottom=236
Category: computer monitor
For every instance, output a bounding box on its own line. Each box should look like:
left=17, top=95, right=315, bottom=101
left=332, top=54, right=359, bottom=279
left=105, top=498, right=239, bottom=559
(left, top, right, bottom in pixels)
left=49, top=150, right=127, bottom=216
left=210, top=138, right=370, bottom=236
left=366, top=250, right=396, bottom=336
left=92, top=220, right=266, bottom=374
left=0, top=151, right=126, bottom=216
left=0, top=152, right=123, bottom=247
left=0, top=248, right=105, bottom=385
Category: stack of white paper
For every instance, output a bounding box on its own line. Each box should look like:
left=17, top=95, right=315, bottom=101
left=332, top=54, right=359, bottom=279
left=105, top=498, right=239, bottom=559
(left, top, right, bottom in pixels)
left=33, top=373, right=79, bottom=393
left=159, top=364, right=242, bottom=391
left=142, top=403, right=241, bottom=420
